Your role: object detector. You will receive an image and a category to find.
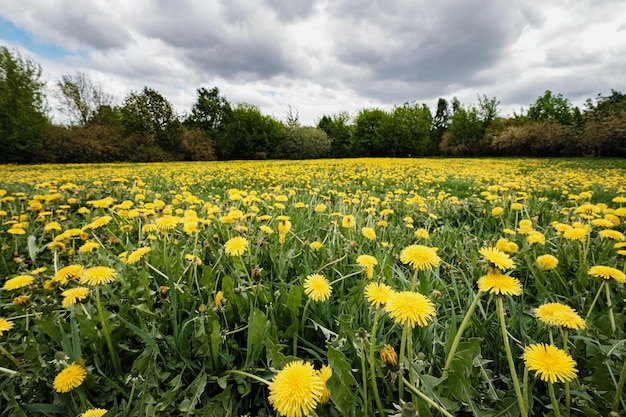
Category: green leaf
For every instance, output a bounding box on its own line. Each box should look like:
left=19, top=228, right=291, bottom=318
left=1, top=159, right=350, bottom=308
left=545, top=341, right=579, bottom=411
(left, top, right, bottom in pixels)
left=246, top=308, right=268, bottom=367
left=327, top=346, right=358, bottom=415
left=117, top=313, right=162, bottom=357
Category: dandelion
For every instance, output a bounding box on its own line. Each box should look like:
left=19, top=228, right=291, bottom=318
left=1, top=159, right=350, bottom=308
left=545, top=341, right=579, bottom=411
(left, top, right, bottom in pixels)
left=536, top=254, right=559, bottom=270
left=53, top=265, right=84, bottom=285
left=492, top=207, right=504, bottom=216
left=53, top=362, right=88, bottom=393
left=361, top=227, right=376, bottom=240
left=318, top=364, right=332, bottom=404
left=364, top=282, right=393, bottom=309
left=477, top=273, right=522, bottom=296
left=224, top=236, right=249, bottom=256
left=599, top=229, right=626, bottom=241
left=303, top=274, right=332, bottom=302
left=268, top=361, right=325, bottom=417
left=155, top=215, right=179, bottom=232
left=341, top=215, right=355, bottom=229
left=61, top=287, right=90, bottom=308
left=523, top=343, right=577, bottom=383
left=479, top=247, right=515, bottom=271
left=314, top=203, right=326, bottom=212
left=414, top=228, right=429, bottom=239
left=259, top=225, right=274, bottom=234
left=214, top=291, right=224, bottom=308
left=0, top=317, right=14, bottom=335
left=399, top=245, right=441, bottom=271
left=84, top=215, right=112, bottom=230
left=13, top=295, right=30, bottom=305
left=7, top=227, right=26, bottom=235
left=563, top=227, right=588, bottom=241
left=3, top=275, right=34, bottom=290
left=380, top=344, right=398, bottom=368
left=511, top=202, right=523, bottom=211
left=309, top=241, right=323, bottom=251
left=278, top=220, right=291, bottom=244
left=78, top=241, right=100, bottom=254
left=44, top=221, right=62, bottom=232
left=126, top=246, right=151, bottom=264
left=385, top=291, right=436, bottom=328
left=534, top=302, right=586, bottom=330
left=79, top=266, right=117, bottom=286
left=356, top=254, right=378, bottom=279
left=527, top=231, right=546, bottom=245
left=588, top=265, right=626, bottom=283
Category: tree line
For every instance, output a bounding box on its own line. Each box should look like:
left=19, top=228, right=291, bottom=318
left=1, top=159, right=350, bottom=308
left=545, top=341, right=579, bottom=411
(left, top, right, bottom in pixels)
left=1, top=46, right=625, bottom=163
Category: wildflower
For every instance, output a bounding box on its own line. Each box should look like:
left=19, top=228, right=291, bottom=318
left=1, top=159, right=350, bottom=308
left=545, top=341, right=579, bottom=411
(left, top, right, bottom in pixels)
left=79, top=266, right=117, bottom=286
left=303, top=274, right=332, bottom=302
left=53, top=362, right=87, bottom=393
left=84, top=216, right=112, bottom=230
left=310, top=241, right=323, bottom=251
left=588, top=265, right=626, bottom=283
left=214, top=291, right=224, bottom=308
left=53, top=265, right=84, bottom=285
left=155, top=215, right=179, bottom=232
left=3, top=275, right=34, bottom=290
left=356, top=254, right=378, bottom=279
left=492, top=207, right=504, bottom=216
left=268, top=361, right=325, bottom=417
left=523, top=343, right=577, bottom=383
left=598, top=229, right=626, bottom=241
left=534, top=302, right=586, bottom=330
left=511, top=203, right=523, bottom=211
left=341, top=215, right=355, bottom=229
left=380, top=344, right=398, bottom=368
left=61, top=287, right=90, bottom=308
left=224, top=237, right=249, bottom=256
left=477, top=273, right=522, bottom=296
left=479, top=247, right=515, bottom=271
left=414, top=228, right=429, bottom=240
left=563, top=227, right=588, bottom=241
left=78, top=241, right=100, bottom=254
left=536, top=254, right=559, bottom=270
left=278, top=220, right=291, bottom=244
left=259, top=225, right=274, bottom=234
left=361, top=227, right=376, bottom=240
left=44, top=221, right=62, bottom=232
left=185, top=254, right=202, bottom=265
left=13, top=294, right=30, bottom=305
left=314, top=203, right=326, bottom=212
left=399, top=245, right=441, bottom=271
left=126, top=247, right=151, bottom=264
left=7, top=227, right=26, bottom=235
left=364, top=282, right=393, bottom=309
left=317, top=365, right=332, bottom=404
left=385, top=291, right=436, bottom=328
left=496, top=238, right=518, bottom=253
left=527, top=231, right=545, bottom=245
left=0, top=317, right=14, bottom=335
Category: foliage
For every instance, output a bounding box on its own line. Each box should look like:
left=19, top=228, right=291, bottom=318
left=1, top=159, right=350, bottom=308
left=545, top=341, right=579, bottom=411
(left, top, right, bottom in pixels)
left=0, top=46, right=48, bottom=162
left=283, top=126, right=331, bottom=159
left=56, top=72, right=113, bottom=126
left=528, top=90, right=575, bottom=125
left=318, top=112, right=353, bottom=158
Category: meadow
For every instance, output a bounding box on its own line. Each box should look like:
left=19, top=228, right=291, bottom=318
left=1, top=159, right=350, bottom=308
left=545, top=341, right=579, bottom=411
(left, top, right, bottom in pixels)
left=1, top=157, right=625, bottom=417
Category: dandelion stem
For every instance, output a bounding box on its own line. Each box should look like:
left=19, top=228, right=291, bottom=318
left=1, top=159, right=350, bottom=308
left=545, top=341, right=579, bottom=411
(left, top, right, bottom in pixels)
left=398, top=324, right=407, bottom=403
left=442, top=290, right=484, bottom=379
left=359, top=340, right=368, bottom=416
left=316, top=254, right=348, bottom=274
left=407, top=325, right=417, bottom=406
left=605, top=281, right=616, bottom=334
left=220, top=369, right=270, bottom=386
left=95, top=286, right=122, bottom=375
left=126, top=378, right=137, bottom=416
left=0, top=343, right=23, bottom=372
left=612, top=355, right=626, bottom=413
left=0, top=365, right=18, bottom=376
left=369, top=309, right=385, bottom=416
left=496, top=296, right=527, bottom=417
left=401, top=376, right=454, bottom=417
left=301, top=299, right=311, bottom=338
left=548, top=382, right=562, bottom=417
left=562, top=329, right=571, bottom=416
left=585, top=281, right=605, bottom=320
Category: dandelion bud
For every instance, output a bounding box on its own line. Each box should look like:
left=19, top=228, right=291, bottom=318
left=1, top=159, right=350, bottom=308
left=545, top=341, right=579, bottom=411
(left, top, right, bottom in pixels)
left=380, top=344, right=398, bottom=368
left=198, top=303, right=207, bottom=313
left=159, top=285, right=169, bottom=295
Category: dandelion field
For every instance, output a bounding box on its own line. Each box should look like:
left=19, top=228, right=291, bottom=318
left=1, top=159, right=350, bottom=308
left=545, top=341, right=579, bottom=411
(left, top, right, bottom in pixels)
left=1, top=157, right=626, bottom=417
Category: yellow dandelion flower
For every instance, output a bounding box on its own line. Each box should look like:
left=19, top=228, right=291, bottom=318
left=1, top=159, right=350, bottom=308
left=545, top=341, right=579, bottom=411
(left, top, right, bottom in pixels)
left=126, top=247, right=151, bottom=264
left=534, top=302, right=586, bottom=330
left=563, top=227, right=588, bottom=241
left=53, top=265, right=84, bottom=285
left=278, top=220, right=292, bottom=244
left=356, top=254, right=378, bottom=279
left=361, top=227, right=376, bottom=240
left=588, top=265, right=626, bottom=283
left=511, top=203, right=523, bottom=211
left=80, top=408, right=108, bottom=417
left=380, top=344, right=398, bottom=368
left=44, top=221, right=62, bottom=232
left=61, top=287, right=90, bottom=308
left=385, top=291, right=436, bottom=328
left=259, top=225, right=274, bottom=234
left=317, top=364, right=332, bottom=404
left=84, top=215, right=112, bottom=230
left=53, top=362, right=87, bottom=393
left=341, top=215, right=355, bottom=229
left=214, top=290, right=224, bottom=308
left=13, top=294, right=30, bottom=305
left=0, top=317, right=14, bottom=335
left=599, top=229, right=626, bottom=241
left=414, top=228, right=429, bottom=240
left=155, top=215, right=179, bottom=231
left=7, top=227, right=26, bottom=235
left=364, top=282, right=393, bottom=309
left=491, top=207, right=504, bottom=216
left=477, top=273, right=522, bottom=296
left=303, top=274, right=332, bottom=302
left=536, top=254, right=559, bottom=270
left=79, top=266, right=117, bottom=286
left=3, top=275, right=34, bottom=290
left=310, top=241, right=323, bottom=251
left=523, top=343, right=577, bottom=383
left=78, top=241, right=100, bottom=254
left=268, top=361, right=325, bottom=417
left=224, top=236, right=249, bottom=256
left=314, top=203, right=327, bottom=212
left=527, top=231, right=545, bottom=245
left=399, top=245, right=441, bottom=271
left=479, top=247, right=515, bottom=271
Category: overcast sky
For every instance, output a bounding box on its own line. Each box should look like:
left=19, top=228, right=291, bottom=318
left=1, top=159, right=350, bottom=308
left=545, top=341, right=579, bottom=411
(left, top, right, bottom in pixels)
left=1, top=0, right=625, bottom=125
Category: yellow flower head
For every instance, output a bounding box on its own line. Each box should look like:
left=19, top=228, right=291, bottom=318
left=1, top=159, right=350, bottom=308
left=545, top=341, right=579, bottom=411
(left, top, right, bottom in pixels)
left=78, top=241, right=100, bottom=254
left=534, top=302, right=586, bottom=330
left=414, top=228, right=429, bottom=240
left=303, top=274, right=332, bottom=302
left=361, top=227, right=376, bottom=241
left=155, top=215, right=179, bottom=232
left=3, top=275, right=34, bottom=290
left=536, top=254, right=559, bottom=270
left=563, top=227, right=588, bottom=241
left=399, top=245, right=441, bottom=271
left=364, top=282, right=393, bottom=309
left=317, top=364, right=332, bottom=404
left=53, top=265, right=84, bottom=285
left=268, top=361, right=325, bottom=417
left=79, top=409, right=108, bottom=417
left=224, top=236, right=249, bottom=256
left=127, top=246, right=151, bottom=264
left=479, top=247, right=515, bottom=271
left=380, top=344, right=398, bottom=367
left=0, top=317, right=14, bottom=335
left=53, top=362, right=88, bottom=393
left=477, top=273, right=522, bottom=296
left=599, top=229, right=626, bottom=241
left=523, top=343, right=577, bottom=383
left=61, top=287, right=90, bottom=308
left=341, top=215, right=355, bottom=229
left=214, top=290, right=225, bottom=308
left=588, top=265, right=626, bottom=283
left=356, top=254, right=378, bottom=279
left=278, top=220, right=292, bottom=244
left=309, top=241, right=323, bottom=251
left=79, top=266, right=117, bottom=286
left=491, top=207, right=504, bottom=216
left=385, top=291, right=436, bottom=328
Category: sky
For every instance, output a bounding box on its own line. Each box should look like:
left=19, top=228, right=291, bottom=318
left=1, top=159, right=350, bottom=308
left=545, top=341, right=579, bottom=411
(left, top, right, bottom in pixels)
left=0, top=0, right=625, bottom=125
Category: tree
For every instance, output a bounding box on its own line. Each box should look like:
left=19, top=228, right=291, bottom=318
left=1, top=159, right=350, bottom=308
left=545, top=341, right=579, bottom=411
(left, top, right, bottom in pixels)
left=56, top=72, right=113, bottom=126
left=430, top=98, right=450, bottom=151
left=387, top=102, right=433, bottom=156
left=351, top=108, right=389, bottom=157
left=184, top=87, right=232, bottom=137
left=283, top=126, right=331, bottom=159
left=220, top=103, right=284, bottom=159
left=318, top=112, right=352, bottom=158
left=528, top=90, right=574, bottom=125
left=0, top=46, right=48, bottom=162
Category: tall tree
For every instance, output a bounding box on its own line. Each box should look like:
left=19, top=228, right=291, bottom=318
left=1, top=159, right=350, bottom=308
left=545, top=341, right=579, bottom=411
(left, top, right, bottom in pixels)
left=184, top=86, right=232, bottom=137
left=0, top=46, right=48, bottom=162
left=528, top=90, right=574, bottom=125
left=56, top=72, right=113, bottom=126
left=430, top=98, right=450, bottom=150
left=318, top=112, right=352, bottom=158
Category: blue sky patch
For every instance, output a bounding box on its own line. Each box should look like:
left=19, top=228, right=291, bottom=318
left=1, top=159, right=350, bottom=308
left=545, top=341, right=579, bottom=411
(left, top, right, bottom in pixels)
left=0, top=17, right=69, bottom=59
